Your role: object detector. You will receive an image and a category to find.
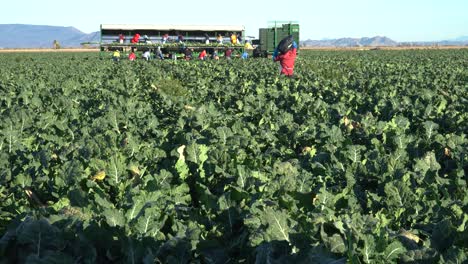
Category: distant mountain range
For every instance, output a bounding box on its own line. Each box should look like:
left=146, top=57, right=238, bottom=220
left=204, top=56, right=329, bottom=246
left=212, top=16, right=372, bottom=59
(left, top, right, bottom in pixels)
left=301, top=35, right=468, bottom=47
left=0, top=24, right=467, bottom=48
left=301, top=36, right=398, bottom=47
left=398, top=37, right=468, bottom=46
left=0, top=24, right=99, bottom=48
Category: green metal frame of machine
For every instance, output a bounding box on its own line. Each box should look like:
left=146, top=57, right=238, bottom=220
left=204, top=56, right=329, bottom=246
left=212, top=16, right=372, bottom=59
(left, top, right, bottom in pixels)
left=98, top=22, right=299, bottom=57
left=99, top=24, right=245, bottom=57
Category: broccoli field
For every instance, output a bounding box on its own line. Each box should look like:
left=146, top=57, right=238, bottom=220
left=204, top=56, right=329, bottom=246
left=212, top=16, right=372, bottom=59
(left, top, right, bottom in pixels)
left=0, top=49, right=467, bottom=263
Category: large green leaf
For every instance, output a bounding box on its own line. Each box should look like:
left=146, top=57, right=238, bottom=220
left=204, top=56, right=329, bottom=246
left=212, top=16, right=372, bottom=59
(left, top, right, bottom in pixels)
left=103, top=208, right=125, bottom=227
left=383, top=240, right=407, bottom=261
left=16, top=218, right=65, bottom=259
left=414, top=151, right=441, bottom=175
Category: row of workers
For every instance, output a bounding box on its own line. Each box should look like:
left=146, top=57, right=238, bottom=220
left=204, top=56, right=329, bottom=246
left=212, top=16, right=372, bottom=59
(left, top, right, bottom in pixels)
left=112, top=48, right=248, bottom=62
left=112, top=35, right=298, bottom=77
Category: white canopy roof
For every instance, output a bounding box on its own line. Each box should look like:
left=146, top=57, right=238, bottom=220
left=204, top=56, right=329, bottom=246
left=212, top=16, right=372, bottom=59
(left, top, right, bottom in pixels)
left=101, top=24, right=245, bottom=32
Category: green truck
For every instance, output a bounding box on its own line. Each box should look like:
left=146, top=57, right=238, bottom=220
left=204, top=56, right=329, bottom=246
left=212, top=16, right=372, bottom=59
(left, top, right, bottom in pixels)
left=253, top=21, right=300, bottom=57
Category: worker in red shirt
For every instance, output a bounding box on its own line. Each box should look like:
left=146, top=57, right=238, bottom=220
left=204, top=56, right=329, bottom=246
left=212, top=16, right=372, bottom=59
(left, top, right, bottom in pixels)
left=128, top=51, right=136, bottom=61
left=272, top=40, right=298, bottom=77
left=198, top=49, right=207, bottom=60
left=130, top=33, right=140, bottom=43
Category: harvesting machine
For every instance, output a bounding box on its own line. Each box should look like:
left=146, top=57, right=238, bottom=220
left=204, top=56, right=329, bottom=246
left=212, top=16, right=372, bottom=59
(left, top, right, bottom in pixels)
left=99, top=24, right=245, bottom=57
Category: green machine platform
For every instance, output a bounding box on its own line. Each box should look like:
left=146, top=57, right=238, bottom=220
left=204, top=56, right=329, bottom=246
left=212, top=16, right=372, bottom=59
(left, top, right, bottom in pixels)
left=99, top=24, right=246, bottom=57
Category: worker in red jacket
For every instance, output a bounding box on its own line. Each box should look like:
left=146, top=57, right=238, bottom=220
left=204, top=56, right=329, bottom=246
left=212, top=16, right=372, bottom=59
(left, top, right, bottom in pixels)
left=128, top=51, right=136, bottom=61
left=272, top=41, right=298, bottom=77
left=198, top=49, right=207, bottom=60
left=130, top=33, right=140, bottom=43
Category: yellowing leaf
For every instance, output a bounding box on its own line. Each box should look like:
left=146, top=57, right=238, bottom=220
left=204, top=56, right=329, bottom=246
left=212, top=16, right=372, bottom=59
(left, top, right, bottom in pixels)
left=177, top=145, right=186, bottom=162
left=302, top=146, right=317, bottom=157
left=343, top=116, right=350, bottom=126
left=92, top=170, right=106, bottom=181
left=399, top=229, right=421, bottom=244
left=128, top=165, right=140, bottom=176
left=312, top=194, right=319, bottom=204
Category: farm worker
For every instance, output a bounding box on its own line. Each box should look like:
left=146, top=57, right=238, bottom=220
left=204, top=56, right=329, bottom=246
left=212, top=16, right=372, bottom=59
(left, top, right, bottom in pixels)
left=112, top=50, right=120, bottom=62
left=184, top=48, right=193, bottom=60
left=244, top=41, right=253, bottom=49
left=53, top=40, right=60, bottom=49
left=273, top=39, right=298, bottom=77
left=118, top=33, right=125, bottom=44
left=143, top=35, right=152, bottom=44
left=211, top=50, right=219, bottom=60
left=128, top=51, right=136, bottom=61
left=224, top=48, right=232, bottom=60
left=142, top=50, right=151, bottom=61
left=230, top=33, right=237, bottom=44
left=155, top=46, right=164, bottom=60
left=204, top=33, right=210, bottom=44
left=217, top=34, right=223, bottom=44
left=241, top=51, right=249, bottom=59
left=237, top=33, right=242, bottom=43
left=131, top=33, right=140, bottom=43
left=162, top=34, right=169, bottom=44
left=253, top=47, right=262, bottom=58
left=198, top=49, right=207, bottom=60
left=178, top=34, right=184, bottom=43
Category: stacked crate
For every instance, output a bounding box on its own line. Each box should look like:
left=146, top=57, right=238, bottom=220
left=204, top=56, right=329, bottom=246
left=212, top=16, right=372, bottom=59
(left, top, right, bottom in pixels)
left=258, top=23, right=299, bottom=54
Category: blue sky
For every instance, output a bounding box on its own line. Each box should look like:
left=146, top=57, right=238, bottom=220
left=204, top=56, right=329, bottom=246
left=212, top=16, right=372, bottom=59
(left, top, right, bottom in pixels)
left=2, top=0, right=467, bottom=41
